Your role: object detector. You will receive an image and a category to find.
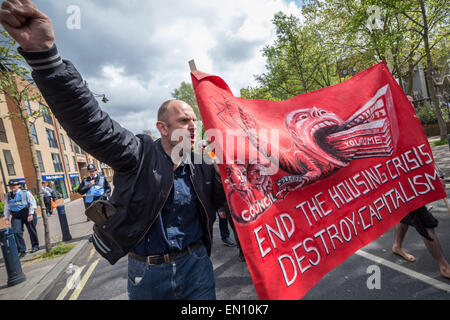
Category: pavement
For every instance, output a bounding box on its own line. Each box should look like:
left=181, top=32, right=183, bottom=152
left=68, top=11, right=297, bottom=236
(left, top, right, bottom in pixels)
left=0, top=198, right=93, bottom=300
left=0, top=137, right=449, bottom=300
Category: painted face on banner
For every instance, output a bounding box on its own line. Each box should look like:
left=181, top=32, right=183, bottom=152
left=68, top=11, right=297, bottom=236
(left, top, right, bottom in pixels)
left=232, top=164, right=248, bottom=189
left=286, top=107, right=342, bottom=147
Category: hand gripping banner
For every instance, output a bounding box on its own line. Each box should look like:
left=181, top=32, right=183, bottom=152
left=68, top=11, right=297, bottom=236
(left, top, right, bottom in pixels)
left=191, top=62, right=446, bottom=300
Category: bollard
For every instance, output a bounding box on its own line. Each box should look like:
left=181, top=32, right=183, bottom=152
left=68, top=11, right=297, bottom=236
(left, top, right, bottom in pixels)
left=0, top=228, right=26, bottom=287
left=56, top=205, right=72, bottom=242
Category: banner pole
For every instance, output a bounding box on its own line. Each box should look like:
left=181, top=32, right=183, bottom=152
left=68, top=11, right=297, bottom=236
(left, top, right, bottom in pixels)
left=189, top=59, right=197, bottom=72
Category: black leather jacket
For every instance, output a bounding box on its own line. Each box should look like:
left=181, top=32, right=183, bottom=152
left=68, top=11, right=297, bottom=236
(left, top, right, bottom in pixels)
left=21, top=46, right=226, bottom=264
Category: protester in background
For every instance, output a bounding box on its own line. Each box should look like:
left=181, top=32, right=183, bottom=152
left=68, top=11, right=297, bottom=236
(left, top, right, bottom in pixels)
left=218, top=212, right=236, bottom=247
left=3, top=180, right=39, bottom=257
left=406, top=95, right=416, bottom=109
left=218, top=205, right=244, bottom=261
left=392, top=168, right=450, bottom=279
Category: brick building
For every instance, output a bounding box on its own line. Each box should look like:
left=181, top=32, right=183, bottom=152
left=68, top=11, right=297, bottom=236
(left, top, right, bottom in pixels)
left=0, top=77, right=114, bottom=203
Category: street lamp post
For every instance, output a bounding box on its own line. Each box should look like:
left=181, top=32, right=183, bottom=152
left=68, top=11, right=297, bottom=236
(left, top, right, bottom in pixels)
left=83, top=81, right=109, bottom=103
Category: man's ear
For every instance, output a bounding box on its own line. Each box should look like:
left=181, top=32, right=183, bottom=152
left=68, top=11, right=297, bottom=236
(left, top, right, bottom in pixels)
left=156, top=121, right=167, bottom=137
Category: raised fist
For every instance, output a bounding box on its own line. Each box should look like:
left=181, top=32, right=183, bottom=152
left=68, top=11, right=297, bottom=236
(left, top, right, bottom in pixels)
left=0, top=0, right=54, bottom=51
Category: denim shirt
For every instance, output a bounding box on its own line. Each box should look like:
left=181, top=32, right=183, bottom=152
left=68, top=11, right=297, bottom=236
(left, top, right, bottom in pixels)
left=132, top=162, right=203, bottom=256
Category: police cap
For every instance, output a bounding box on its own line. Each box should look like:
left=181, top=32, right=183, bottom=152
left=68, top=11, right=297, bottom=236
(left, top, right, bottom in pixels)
left=8, top=180, right=22, bottom=186
left=87, top=164, right=97, bottom=171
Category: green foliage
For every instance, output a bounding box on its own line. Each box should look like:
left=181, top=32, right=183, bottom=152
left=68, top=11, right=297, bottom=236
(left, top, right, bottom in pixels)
left=39, top=242, right=76, bottom=259
left=0, top=29, right=30, bottom=79
left=171, top=81, right=201, bottom=119
left=244, top=0, right=449, bottom=107
left=0, top=202, right=4, bottom=218
left=0, top=29, right=44, bottom=121
left=416, top=103, right=438, bottom=124
left=430, top=137, right=448, bottom=146
left=34, top=194, right=40, bottom=206
left=240, top=86, right=280, bottom=101
left=254, top=11, right=340, bottom=99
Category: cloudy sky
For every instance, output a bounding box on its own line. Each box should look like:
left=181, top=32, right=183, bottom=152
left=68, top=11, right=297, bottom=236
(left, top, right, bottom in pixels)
left=32, top=0, right=305, bottom=135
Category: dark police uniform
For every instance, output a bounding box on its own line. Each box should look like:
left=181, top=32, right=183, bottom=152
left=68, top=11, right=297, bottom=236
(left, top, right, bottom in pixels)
left=78, top=164, right=111, bottom=209
left=4, top=181, right=39, bottom=256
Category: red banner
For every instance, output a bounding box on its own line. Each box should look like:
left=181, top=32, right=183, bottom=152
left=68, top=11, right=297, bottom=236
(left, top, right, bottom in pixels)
left=191, top=62, right=446, bottom=300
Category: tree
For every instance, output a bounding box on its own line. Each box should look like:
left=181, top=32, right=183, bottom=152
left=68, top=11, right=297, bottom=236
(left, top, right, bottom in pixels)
left=377, top=0, right=449, bottom=140
left=171, top=81, right=201, bottom=120
left=254, top=12, right=341, bottom=100
left=0, top=29, right=52, bottom=252
left=244, top=0, right=448, bottom=141
left=142, top=129, right=158, bottom=141
left=307, top=0, right=449, bottom=140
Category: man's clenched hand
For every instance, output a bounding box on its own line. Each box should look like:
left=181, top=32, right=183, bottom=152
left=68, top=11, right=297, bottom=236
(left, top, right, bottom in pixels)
left=0, top=0, right=54, bottom=51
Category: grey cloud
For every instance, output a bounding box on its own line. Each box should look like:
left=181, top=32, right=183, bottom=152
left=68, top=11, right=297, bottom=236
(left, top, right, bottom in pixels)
left=30, top=0, right=296, bottom=134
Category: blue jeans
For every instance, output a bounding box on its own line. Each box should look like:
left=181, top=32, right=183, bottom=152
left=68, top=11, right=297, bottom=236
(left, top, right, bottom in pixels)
left=127, top=244, right=216, bottom=300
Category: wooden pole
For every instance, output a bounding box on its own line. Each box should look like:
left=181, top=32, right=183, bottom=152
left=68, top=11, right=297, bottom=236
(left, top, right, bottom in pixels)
left=189, top=59, right=197, bottom=72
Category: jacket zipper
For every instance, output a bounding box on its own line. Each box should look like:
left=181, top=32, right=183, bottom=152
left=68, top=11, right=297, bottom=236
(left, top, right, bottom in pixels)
left=133, top=174, right=174, bottom=248
left=190, top=175, right=212, bottom=245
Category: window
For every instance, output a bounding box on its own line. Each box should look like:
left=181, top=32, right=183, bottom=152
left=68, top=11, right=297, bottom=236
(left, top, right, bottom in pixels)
left=70, top=176, right=80, bottom=191
left=46, top=128, right=58, bottom=148
left=36, top=150, right=45, bottom=173
left=29, top=122, right=39, bottom=144
left=0, top=118, right=7, bottom=143
left=54, top=179, right=68, bottom=199
left=64, top=154, right=70, bottom=172
left=40, top=104, right=53, bottom=125
left=25, top=100, right=32, bottom=116
left=52, top=153, right=63, bottom=172
left=73, top=142, right=80, bottom=154
left=60, top=133, right=66, bottom=150
left=3, top=149, right=16, bottom=175
left=72, top=156, right=78, bottom=172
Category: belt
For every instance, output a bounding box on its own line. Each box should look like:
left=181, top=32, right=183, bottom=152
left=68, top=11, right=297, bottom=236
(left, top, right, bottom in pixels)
left=128, top=241, right=203, bottom=265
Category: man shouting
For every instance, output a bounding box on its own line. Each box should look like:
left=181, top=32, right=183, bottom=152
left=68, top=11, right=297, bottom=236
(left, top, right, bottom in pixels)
left=0, top=0, right=226, bottom=300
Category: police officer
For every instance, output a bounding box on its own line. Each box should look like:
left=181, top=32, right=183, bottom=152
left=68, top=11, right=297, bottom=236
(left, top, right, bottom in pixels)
left=3, top=180, right=39, bottom=257
left=78, top=164, right=111, bottom=210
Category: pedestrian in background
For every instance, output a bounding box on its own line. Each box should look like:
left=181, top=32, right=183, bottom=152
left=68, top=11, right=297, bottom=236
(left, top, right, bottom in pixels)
left=218, top=206, right=244, bottom=261
left=3, top=180, right=39, bottom=257
left=41, top=181, right=56, bottom=216
left=218, top=212, right=236, bottom=247
left=392, top=169, right=450, bottom=279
